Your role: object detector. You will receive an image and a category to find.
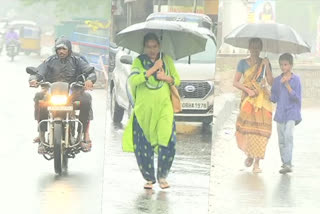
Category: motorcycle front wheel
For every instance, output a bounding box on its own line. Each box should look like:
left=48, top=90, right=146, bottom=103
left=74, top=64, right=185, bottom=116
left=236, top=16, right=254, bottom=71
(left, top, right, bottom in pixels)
left=62, top=149, right=68, bottom=170
left=53, top=123, right=63, bottom=175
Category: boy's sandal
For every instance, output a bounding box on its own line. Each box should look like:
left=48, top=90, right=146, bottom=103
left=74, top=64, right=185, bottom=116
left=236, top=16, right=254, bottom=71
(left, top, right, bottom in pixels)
left=159, top=179, right=170, bottom=189
left=245, top=157, right=254, bottom=167
left=144, top=181, right=153, bottom=189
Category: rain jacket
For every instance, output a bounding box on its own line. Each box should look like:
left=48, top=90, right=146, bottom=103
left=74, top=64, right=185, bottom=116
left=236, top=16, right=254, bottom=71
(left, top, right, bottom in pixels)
left=5, top=31, right=19, bottom=43
left=29, top=39, right=96, bottom=84
left=122, top=55, right=180, bottom=152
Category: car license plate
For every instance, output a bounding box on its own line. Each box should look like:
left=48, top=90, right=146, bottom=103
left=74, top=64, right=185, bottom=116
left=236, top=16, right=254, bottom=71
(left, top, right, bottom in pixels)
left=181, top=101, right=208, bottom=110
left=48, top=106, right=73, bottom=111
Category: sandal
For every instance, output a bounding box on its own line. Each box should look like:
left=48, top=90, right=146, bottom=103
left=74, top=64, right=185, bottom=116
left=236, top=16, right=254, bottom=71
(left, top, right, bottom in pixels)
left=144, top=181, right=153, bottom=189
left=253, top=167, right=262, bottom=173
left=159, top=179, right=170, bottom=189
left=34, top=132, right=46, bottom=144
left=244, top=157, right=254, bottom=167
left=80, top=140, right=92, bottom=152
left=33, top=136, right=40, bottom=143
left=38, top=144, right=46, bottom=154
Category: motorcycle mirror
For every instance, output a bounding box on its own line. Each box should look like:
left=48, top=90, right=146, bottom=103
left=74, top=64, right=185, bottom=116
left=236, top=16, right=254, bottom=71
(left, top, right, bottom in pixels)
left=26, top=67, right=38, bottom=75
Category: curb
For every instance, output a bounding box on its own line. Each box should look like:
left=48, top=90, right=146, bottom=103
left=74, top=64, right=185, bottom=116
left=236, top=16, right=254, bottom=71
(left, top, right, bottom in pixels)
left=212, top=93, right=239, bottom=143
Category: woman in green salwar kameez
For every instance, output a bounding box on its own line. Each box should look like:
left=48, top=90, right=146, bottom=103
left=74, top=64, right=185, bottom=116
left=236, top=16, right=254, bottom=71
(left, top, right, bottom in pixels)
left=122, top=33, right=180, bottom=189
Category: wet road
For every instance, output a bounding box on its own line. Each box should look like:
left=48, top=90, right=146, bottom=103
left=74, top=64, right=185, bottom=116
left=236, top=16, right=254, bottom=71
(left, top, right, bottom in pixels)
left=102, top=98, right=212, bottom=213
left=0, top=54, right=107, bottom=214
left=209, top=104, right=320, bottom=214
left=0, top=53, right=212, bottom=213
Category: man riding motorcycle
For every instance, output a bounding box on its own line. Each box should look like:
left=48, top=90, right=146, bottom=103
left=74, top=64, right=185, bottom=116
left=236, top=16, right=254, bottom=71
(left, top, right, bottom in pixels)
left=5, top=27, right=19, bottom=50
left=29, top=38, right=96, bottom=153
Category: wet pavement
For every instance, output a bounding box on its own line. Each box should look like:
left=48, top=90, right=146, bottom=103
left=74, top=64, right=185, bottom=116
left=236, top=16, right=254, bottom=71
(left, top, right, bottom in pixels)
left=102, top=101, right=212, bottom=213
left=0, top=54, right=107, bottom=214
left=209, top=104, right=320, bottom=214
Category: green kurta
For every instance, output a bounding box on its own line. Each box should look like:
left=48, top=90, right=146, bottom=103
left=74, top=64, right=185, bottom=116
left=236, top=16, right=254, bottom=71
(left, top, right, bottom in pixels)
left=122, top=55, right=180, bottom=152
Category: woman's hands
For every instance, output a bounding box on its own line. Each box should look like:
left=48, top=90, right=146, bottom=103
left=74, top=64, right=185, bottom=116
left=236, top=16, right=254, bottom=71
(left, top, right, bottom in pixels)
left=246, top=88, right=257, bottom=97
left=156, top=68, right=166, bottom=80
left=153, top=59, right=163, bottom=71
left=156, top=68, right=174, bottom=84
left=150, top=59, right=163, bottom=75
left=261, top=57, right=270, bottom=67
left=144, top=59, right=174, bottom=84
left=146, top=59, right=163, bottom=78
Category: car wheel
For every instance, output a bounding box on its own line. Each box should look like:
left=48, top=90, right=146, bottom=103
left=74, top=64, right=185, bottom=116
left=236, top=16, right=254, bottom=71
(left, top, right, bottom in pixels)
left=110, top=86, right=124, bottom=123
left=202, top=121, right=212, bottom=134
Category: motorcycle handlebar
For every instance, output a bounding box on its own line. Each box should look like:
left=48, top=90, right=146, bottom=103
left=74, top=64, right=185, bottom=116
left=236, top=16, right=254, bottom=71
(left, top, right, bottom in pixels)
left=29, top=80, right=51, bottom=88
left=28, top=73, right=85, bottom=88
left=70, top=82, right=85, bottom=88
left=30, top=81, right=85, bottom=89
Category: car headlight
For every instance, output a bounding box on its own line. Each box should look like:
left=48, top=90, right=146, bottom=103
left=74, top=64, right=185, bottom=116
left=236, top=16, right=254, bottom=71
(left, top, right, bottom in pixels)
left=50, top=95, right=68, bottom=105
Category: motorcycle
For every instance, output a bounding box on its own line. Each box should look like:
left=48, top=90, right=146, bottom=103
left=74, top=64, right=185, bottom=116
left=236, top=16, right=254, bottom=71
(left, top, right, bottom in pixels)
left=27, top=67, right=88, bottom=175
left=6, top=40, right=19, bottom=61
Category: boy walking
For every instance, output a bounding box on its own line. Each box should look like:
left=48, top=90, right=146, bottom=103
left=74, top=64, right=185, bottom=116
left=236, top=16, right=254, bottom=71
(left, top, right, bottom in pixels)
left=271, top=53, right=302, bottom=174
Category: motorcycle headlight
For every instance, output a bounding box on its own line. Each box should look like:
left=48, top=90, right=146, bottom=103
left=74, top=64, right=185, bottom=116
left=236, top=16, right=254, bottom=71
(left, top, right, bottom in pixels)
left=50, top=95, right=68, bottom=105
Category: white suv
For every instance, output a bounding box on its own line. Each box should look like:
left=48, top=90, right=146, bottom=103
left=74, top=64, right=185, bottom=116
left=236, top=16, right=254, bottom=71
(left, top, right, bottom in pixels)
left=110, top=12, right=216, bottom=125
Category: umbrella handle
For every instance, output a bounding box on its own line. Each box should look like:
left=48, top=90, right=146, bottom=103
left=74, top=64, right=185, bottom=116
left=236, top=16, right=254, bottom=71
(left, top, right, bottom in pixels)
left=262, top=64, right=266, bottom=79
left=261, top=52, right=268, bottom=79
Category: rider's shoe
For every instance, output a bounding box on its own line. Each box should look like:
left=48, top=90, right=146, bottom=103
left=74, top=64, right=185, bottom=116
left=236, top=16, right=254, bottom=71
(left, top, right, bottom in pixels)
left=33, top=136, right=40, bottom=143
left=34, top=131, right=45, bottom=144
left=80, top=140, right=92, bottom=152
left=38, top=144, right=46, bottom=154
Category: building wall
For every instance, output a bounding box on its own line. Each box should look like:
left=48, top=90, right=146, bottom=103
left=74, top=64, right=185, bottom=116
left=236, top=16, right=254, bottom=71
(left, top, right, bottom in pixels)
left=131, top=0, right=154, bottom=24
left=218, top=0, right=249, bottom=54
left=112, top=0, right=219, bottom=41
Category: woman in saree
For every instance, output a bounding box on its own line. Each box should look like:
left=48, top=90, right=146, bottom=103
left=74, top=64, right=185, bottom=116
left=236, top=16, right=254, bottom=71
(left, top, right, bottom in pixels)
left=233, top=38, right=273, bottom=173
left=122, top=33, right=180, bottom=189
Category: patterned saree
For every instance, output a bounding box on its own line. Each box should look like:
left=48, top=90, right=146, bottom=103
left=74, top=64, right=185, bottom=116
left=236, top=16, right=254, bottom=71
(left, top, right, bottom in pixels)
left=235, top=62, right=272, bottom=159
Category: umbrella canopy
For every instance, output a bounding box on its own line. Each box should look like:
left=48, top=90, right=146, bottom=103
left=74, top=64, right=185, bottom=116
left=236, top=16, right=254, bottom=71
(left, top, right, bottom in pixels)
left=224, top=22, right=310, bottom=54
left=115, top=20, right=208, bottom=60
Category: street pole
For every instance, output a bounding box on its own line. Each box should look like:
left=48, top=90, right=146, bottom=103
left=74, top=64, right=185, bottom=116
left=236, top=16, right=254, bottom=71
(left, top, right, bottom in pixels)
left=193, top=0, right=198, bottom=13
